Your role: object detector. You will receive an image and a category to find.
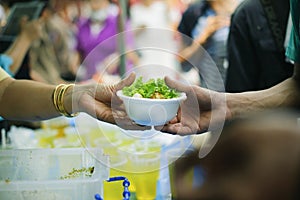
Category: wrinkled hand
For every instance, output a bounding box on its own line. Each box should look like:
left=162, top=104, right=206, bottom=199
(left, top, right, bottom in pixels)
left=161, top=76, right=229, bottom=135
left=73, top=73, right=136, bottom=125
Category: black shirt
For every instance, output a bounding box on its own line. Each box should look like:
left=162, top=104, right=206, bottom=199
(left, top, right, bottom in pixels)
left=225, top=0, right=294, bottom=92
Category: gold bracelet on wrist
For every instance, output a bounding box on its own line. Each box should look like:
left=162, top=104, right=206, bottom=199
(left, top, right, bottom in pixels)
left=52, top=84, right=78, bottom=118
left=53, top=84, right=64, bottom=112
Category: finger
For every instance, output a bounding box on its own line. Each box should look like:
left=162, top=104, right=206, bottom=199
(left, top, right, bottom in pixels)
left=161, top=123, right=187, bottom=135
left=95, top=105, right=115, bottom=124
left=167, top=109, right=181, bottom=124
left=115, top=72, right=136, bottom=91
left=114, top=114, right=151, bottom=131
left=177, top=106, right=182, bottom=120
left=118, top=122, right=151, bottom=131
left=84, top=97, right=115, bottom=123
left=169, top=117, right=179, bottom=124
left=162, top=123, right=204, bottom=135
left=164, top=76, right=190, bottom=92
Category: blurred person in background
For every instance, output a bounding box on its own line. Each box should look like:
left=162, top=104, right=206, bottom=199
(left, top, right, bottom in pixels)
left=166, top=0, right=194, bottom=30
left=0, top=0, right=34, bottom=79
left=0, top=0, right=31, bottom=28
left=177, top=0, right=239, bottom=90
left=130, top=0, right=181, bottom=36
left=75, top=0, right=139, bottom=82
left=1, top=17, right=42, bottom=76
left=51, top=0, right=87, bottom=71
left=173, top=109, right=300, bottom=200
left=29, top=1, right=77, bottom=84
left=52, top=0, right=84, bottom=23
left=226, top=0, right=294, bottom=92
left=130, top=0, right=182, bottom=80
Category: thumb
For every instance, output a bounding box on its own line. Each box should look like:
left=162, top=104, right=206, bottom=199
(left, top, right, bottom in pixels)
left=115, top=72, right=136, bottom=91
left=164, top=76, right=189, bottom=92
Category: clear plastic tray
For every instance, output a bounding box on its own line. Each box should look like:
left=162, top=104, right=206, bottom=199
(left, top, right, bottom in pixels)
left=0, top=148, right=109, bottom=200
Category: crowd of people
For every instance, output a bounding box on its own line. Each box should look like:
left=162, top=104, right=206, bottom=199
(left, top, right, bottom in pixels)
left=1, top=0, right=300, bottom=199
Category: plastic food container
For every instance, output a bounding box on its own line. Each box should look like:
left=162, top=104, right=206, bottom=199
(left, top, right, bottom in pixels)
left=0, top=148, right=109, bottom=200
left=117, top=90, right=186, bottom=126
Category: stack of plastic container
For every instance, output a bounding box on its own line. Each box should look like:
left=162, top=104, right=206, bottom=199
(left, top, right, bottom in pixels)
left=0, top=148, right=109, bottom=200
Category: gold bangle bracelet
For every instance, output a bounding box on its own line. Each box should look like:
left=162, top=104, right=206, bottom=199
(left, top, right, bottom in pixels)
left=53, top=84, right=64, bottom=113
left=52, top=84, right=78, bottom=118
left=60, top=84, right=77, bottom=117
left=57, top=84, right=67, bottom=115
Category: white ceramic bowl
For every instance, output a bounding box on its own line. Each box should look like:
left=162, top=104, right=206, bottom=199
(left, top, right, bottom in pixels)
left=116, top=90, right=187, bottom=126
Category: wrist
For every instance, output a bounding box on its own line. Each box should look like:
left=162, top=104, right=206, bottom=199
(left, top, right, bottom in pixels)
left=195, top=33, right=209, bottom=45
left=53, top=84, right=79, bottom=118
left=18, top=32, right=35, bottom=46
left=63, top=84, right=76, bottom=116
left=72, top=83, right=97, bottom=114
left=226, top=93, right=250, bottom=119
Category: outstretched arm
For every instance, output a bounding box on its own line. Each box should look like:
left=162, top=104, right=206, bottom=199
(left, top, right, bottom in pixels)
left=227, top=67, right=300, bottom=118
left=0, top=77, right=57, bottom=120
left=0, top=73, right=136, bottom=122
left=162, top=63, right=300, bottom=135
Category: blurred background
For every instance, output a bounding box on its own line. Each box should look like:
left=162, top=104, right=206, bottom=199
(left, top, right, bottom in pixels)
left=2, top=0, right=299, bottom=200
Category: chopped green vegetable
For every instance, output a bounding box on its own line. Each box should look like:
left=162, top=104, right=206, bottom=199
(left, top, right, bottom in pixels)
left=122, top=77, right=179, bottom=99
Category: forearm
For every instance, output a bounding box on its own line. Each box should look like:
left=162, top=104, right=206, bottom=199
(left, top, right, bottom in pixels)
left=227, top=77, right=300, bottom=118
left=178, top=33, right=209, bottom=63
left=4, top=33, right=32, bottom=74
left=177, top=42, right=198, bottom=63
left=0, top=78, right=60, bottom=121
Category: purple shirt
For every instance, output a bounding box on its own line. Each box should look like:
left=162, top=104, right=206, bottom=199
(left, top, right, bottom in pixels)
left=76, top=15, right=134, bottom=79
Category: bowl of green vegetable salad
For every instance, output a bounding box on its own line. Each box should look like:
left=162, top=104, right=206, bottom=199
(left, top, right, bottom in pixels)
left=117, top=77, right=186, bottom=126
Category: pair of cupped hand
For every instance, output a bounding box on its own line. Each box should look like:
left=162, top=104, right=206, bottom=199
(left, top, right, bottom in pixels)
left=73, top=73, right=228, bottom=135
